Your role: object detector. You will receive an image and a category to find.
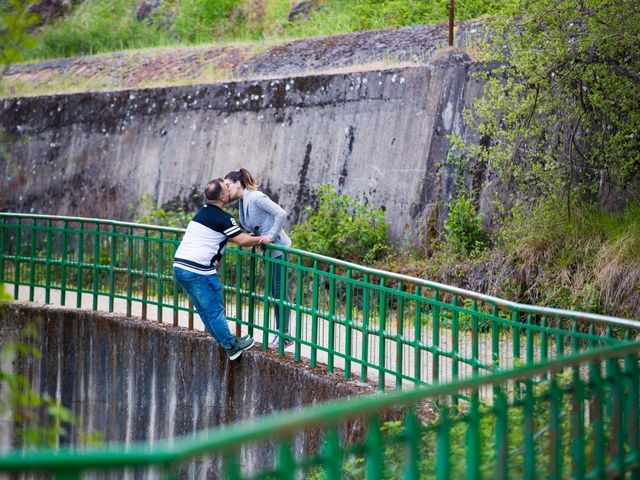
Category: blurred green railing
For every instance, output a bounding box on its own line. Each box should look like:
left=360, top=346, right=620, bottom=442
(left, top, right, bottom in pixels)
left=0, top=342, right=637, bottom=479
left=1, top=212, right=639, bottom=479
left=1, top=212, right=639, bottom=392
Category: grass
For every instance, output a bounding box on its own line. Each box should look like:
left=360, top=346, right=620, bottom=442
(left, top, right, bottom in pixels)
left=24, top=0, right=514, bottom=62
left=383, top=201, right=640, bottom=320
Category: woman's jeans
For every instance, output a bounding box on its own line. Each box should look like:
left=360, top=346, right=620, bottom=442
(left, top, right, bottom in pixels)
left=271, top=253, right=290, bottom=334
left=173, top=267, right=235, bottom=349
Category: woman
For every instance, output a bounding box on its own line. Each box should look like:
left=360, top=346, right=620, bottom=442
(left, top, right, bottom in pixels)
left=224, top=168, right=293, bottom=350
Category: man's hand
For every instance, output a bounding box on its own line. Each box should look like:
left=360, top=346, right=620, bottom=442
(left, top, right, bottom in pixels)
left=230, top=233, right=271, bottom=247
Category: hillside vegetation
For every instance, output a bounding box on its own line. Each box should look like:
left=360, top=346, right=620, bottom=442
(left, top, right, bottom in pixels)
left=25, top=0, right=511, bottom=60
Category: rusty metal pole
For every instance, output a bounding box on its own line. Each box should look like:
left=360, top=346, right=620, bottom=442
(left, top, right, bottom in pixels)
left=448, top=0, right=455, bottom=47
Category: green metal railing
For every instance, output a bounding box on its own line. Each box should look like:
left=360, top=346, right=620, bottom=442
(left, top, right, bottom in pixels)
left=1, top=212, right=639, bottom=479
left=1, top=212, right=639, bottom=392
left=0, top=343, right=637, bottom=479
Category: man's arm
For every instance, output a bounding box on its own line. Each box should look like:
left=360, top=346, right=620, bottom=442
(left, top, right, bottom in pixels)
left=229, top=232, right=270, bottom=247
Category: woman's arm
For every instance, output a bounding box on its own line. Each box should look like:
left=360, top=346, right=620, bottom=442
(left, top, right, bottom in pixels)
left=255, top=194, right=287, bottom=241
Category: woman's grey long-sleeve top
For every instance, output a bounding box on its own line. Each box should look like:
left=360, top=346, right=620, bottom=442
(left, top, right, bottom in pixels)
left=238, top=189, right=292, bottom=257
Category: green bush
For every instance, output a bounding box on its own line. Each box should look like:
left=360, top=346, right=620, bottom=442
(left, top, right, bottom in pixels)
left=444, top=194, right=487, bottom=255
left=28, top=0, right=169, bottom=59
left=291, top=184, right=388, bottom=264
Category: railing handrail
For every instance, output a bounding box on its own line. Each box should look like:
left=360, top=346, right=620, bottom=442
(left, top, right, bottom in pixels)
left=0, top=340, right=637, bottom=472
left=2, top=212, right=638, bottom=329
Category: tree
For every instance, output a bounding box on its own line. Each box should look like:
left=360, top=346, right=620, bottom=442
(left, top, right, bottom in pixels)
left=1, top=0, right=39, bottom=75
left=467, top=0, right=640, bottom=216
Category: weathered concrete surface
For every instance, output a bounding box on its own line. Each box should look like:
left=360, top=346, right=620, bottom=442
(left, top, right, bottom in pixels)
left=0, top=303, right=379, bottom=476
left=0, top=48, right=489, bottom=242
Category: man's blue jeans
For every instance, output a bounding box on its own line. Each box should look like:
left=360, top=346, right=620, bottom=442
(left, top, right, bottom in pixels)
left=173, top=267, right=234, bottom=349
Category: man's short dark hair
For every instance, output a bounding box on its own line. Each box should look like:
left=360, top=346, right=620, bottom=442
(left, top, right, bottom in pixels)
left=204, top=178, right=224, bottom=201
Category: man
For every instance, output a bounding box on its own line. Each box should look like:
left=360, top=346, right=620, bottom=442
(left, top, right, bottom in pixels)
left=173, top=178, right=270, bottom=360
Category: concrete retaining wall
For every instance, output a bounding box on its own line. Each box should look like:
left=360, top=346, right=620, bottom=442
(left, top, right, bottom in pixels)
left=0, top=303, right=375, bottom=476
left=1, top=50, right=491, bottom=242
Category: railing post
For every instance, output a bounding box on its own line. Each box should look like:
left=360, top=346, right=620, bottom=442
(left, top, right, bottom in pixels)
left=366, top=416, right=384, bottom=480
left=377, top=276, right=386, bottom=391
left=262, top=253, right=272, bottom=349
left=432, top=290, right=440, bottom=384
left=413, top=286, right=422, bottom=384
left=109, top=224, right=116, bottom=313
left=76, top=222, right=84, bottom=308
left=294, top=255, right=303, bottom=361
left=45, top=218, right=53, bottom=304
left=248, top=248, right=257, bottom=337
left=395, top=282, right=405, bottom=389
left=29, top=218, right=37, bottom=302
left=61, top=220, right=68, bottom=306
left=361, top=273, right=370, bottom=382
left=157, top=231, right=164, bottom=323
left=344, top=269, right=353, bottom=379
left=310, top=260, right=319, bottom=368
left=451, top=295, right=459, bottom=405
left=13, top=218, right=21, bottom=299
left=235, top=245, right=242, bottom=337
left=327, top=264, right=336, bottom=373
left=142, top=229, right=149, bottom=320
left=92, top=222, right=100, bottom=311
left=404, top=410, right=420, bottom=480
left=466, top=389, right=480, bottom=480
left=436, top=405, right=450, bottom=480
left=126, top=227, right=134, bottom=317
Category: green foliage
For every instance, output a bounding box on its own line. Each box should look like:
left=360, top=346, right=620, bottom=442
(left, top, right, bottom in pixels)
left=133, top=194, right=195, bottom=228
left=495, top=199, right=640, bottom=316
left=291, top=184, right=388, bottom=264
left=23, top=0, right=514, bottom=60
left=0, top=0, right=39, bottom=66
left=0, top=283, right=11, bottom=302
left=444, top=194, right=487, bottom=256
left=29, top=0, right=169, bottom=59
left=173, top=0, right=241, bottom=42
left=0, top=320, right=76, bottom=448
left=465, top=0, right=640, bottom=210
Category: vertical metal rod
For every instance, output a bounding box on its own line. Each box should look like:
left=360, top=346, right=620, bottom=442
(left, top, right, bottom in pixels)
left=413, top=286, right=421, bottom=384
left=262, top=252, right=272, bottom=350
left=377, top=277, right=386, bottom=391
left=14, top=219, right=21, bottom=299
left=294, top=255, right=303, bottom=361
left=0, top=216, right=5, bottom=286
left=361, top=273, right=370, bottom=381
left=29, top=218, right=36, bottom=301
left=126, top=227, right=133, bottom=317
left=449, top=0, right=455, bottom=47
left=61, top=220, right=68, bottom=306
left=109, top=224, right=116, bottom=313
left=235, top=246, right=242, bottom=337
left=327, top=264, right=336, bottom=373
left=76, top=223, right=84, bottom=308
left=310, top=260, right=319, bottom=368
left=247, top=248, right=257, bottom=336
left=45, top=218, right=53, bottom=304
left=344, top=269, right=353, bottom=379
left=92, top=223, right=99, bottom=311
left=432, top=290, right=440, bottom=384
left=395, top=282, right=405, bottom=389
left=157, top=232, right=164, bottom=323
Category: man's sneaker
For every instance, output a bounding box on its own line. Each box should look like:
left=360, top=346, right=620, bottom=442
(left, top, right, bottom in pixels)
left=227, top=335, right=255, bottom=360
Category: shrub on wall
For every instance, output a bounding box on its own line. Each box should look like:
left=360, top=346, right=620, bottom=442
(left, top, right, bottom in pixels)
left=291, top=184, right=388, bottom=264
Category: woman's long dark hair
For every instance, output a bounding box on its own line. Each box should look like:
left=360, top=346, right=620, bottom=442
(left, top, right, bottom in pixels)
left=224, top=168, right=259, bottom=190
